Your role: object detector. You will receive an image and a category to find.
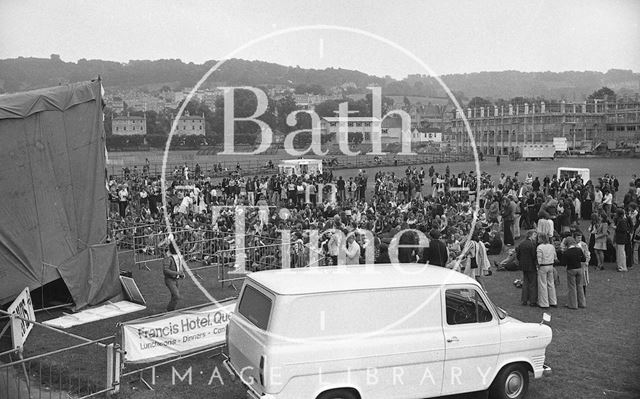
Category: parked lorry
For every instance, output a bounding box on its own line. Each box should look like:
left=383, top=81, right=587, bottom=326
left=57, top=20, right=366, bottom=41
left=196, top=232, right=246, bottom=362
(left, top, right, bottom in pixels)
left=520, top=144, right=556, bottom=160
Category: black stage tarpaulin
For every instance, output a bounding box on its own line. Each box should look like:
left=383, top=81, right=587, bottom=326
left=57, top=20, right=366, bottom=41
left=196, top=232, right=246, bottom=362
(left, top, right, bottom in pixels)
left=0, top=80, right=120, bottom=309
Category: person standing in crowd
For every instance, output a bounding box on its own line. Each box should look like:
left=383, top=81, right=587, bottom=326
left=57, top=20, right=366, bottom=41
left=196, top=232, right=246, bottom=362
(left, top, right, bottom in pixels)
left=532, top=176, right=541, bottom=192
left=326, top=227, right=340, bottom=266
left=558, top=198, right=572, bottom=233
left=603, top=189, right=613, bottom=217
left=536, top=234, right=557, bottom=308
left=291, top=239, right=309, bottom=268
left=594, top=186, right=603, bottom=212
left=457, top=233, right=489, bottom=291
left=517, top=230, right=538, bottom=306
left=513, top=195, right=522, bottom=240
left=502, top=195, right=516, bottom=246
left=574, top=231, right=591, bottom=297
left=118, top=184, right=129, bottom=218
left=561, top=237, right=586, bottom=309
left=537, top=208, right=555, bottom=240
left=613, top=208, right=629, bottom=272
left=623, top=186, right=637, bottom=209
left=163, top=242, right=185, bottom=312
left=582, top=183, right=594, bottom=220
left=630, top=203, right=640, bottom=267
left=590, top=213, right=608, bottom=270
left=344, top=233, right=361, bottom=265
left=422, top=229, right=448, bottom=267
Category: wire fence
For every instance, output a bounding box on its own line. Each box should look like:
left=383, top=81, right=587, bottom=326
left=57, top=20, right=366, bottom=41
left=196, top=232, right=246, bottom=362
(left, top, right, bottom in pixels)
left=106, top=151, right=474, bottom=180
left=0, top=310, right=116, bottom=399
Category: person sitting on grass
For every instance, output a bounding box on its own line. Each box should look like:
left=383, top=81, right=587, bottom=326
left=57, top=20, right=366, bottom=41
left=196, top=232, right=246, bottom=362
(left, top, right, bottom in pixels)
left=482, top=224, right=503, bottom=255
left=494, top=248, right=519, bottom=271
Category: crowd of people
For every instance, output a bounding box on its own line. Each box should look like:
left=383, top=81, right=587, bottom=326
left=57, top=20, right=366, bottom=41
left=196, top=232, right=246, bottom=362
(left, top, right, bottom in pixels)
left=107, top=160, right=640, bottom=309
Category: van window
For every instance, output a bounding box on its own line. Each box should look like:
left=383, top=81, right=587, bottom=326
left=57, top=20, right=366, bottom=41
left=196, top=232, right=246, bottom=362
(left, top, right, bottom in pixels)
left=238, top=285, right=272, bottom=330
left=445, top=288, right=493, bottom=325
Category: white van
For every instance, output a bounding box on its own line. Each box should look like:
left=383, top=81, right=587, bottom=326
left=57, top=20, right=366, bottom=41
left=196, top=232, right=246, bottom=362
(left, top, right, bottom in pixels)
left=557, top=167, right=590, bottom=183
left=224, top=265, right=552, bottom=399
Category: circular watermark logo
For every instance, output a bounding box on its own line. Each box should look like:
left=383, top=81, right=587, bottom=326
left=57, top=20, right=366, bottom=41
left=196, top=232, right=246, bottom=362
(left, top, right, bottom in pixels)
left=161, top=24, right=482, bottom=345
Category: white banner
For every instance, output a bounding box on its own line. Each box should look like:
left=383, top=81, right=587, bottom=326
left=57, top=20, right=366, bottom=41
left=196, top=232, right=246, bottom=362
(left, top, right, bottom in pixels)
left=8, top=287, right=36, bottom=350
left=121, top=302, right=235, bottom=364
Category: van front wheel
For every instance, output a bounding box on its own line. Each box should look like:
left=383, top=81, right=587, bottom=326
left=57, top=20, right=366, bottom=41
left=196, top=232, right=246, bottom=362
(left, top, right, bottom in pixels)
left=317, top=388, right=359, bottom=399
left=489, top=364, right=529, bottom=399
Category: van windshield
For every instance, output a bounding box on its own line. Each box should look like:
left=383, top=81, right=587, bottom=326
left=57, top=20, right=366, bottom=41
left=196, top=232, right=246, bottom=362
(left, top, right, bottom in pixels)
left=237, top=285, right=272, bottom=330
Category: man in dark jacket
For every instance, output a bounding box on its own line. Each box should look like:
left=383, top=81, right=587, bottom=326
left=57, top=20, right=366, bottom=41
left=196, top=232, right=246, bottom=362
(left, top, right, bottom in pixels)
left=516, top=230, right=538, bottom=306
left=421, top=229, right=448, bottom=267
left=502, top=196, right=517, bottom=246
left=614, top=209, right=630, bottom=272
left=163, top=242, right=185, bottom=312
left=561, top=237, right=587, bottom=309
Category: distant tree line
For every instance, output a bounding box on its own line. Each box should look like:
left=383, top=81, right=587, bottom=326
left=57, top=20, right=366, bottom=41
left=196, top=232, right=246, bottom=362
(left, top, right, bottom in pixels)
left=1, top=55, right=636, bottom=102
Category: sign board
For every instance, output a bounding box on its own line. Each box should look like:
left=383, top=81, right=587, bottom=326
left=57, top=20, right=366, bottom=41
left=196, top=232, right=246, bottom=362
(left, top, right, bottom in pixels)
left=553, top=137, right=568, bottom=151
left=119, top=276, right=146, bottom=305
left=121, top=301, right=235, bottom=364
left=7, top=287, right=36, bottom=349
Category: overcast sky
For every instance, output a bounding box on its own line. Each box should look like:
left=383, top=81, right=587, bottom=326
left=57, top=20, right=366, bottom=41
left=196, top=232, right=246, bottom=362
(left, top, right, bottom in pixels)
left=1, top=0, right=638, bottom=79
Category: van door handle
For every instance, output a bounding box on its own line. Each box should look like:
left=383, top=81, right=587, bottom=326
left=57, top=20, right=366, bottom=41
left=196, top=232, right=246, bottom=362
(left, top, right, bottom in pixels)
left=447, top=336, right=459, bottom=343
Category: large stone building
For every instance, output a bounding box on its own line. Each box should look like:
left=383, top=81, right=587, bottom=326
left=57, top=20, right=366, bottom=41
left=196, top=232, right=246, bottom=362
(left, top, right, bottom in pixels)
left=171, top=112, right=206, bottom=136
left=447, top=100, right=640, bottom=154
left=112, top=114, right=146, bottom=136
left=602, top=101, right=640, bottom=144
left=320, top=116, right=404, bottom=144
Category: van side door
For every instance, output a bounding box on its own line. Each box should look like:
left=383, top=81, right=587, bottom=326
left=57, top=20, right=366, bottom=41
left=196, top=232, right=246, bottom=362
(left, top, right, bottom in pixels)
left=441, top=286, right=500, bottom=395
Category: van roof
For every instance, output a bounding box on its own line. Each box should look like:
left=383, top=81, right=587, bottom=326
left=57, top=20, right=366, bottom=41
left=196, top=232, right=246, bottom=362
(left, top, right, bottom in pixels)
left=247, top=264, right=477, bottom=295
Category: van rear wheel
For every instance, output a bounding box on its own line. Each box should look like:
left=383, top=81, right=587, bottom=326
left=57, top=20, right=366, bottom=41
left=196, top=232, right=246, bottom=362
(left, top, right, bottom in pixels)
left=317, top=388, right=358, bottom=399
left=489, top=364, right=529, bottom=399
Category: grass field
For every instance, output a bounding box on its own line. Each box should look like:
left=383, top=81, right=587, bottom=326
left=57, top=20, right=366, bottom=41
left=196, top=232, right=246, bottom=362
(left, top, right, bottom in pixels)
left=3, top=156, right=640, bottom=399
left=109, top=150, right=640, bottom=190
left=13, top=225, right=640, bottom=399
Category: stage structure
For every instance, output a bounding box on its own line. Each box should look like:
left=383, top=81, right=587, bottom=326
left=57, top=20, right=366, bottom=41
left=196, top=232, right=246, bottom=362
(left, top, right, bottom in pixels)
left=0, top=80, right=120, bottom=309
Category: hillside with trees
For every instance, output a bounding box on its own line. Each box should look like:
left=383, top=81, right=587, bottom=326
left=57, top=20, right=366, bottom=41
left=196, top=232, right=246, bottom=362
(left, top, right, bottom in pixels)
left=0, top=55, right=637, bottom=102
